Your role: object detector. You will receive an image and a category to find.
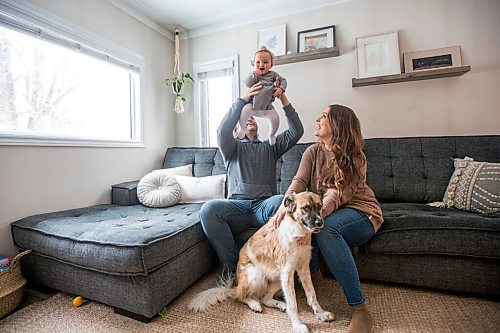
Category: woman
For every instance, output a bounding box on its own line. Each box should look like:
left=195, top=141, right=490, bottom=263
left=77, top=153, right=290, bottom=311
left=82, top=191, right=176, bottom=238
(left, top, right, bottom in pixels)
left=285, top=104, right=383, bottom=333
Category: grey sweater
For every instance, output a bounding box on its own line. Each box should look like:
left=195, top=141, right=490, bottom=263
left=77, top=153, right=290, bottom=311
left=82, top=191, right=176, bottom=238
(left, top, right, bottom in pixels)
left=244, top=71, right=287, bottom=110
left=217, top=98, right=304, bottom=199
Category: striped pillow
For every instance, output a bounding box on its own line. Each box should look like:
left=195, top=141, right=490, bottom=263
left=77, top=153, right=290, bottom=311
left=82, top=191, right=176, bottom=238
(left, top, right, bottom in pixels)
left=442, top=157, right=500, bottom=214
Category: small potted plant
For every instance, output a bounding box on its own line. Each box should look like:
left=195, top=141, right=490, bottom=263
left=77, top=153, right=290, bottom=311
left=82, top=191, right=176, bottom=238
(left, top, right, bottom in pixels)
left=165, top=72, right=194, bottom=113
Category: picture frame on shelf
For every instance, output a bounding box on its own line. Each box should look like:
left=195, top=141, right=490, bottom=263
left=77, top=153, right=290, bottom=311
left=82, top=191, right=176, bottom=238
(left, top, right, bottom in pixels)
left=356, top=31, right=401, bottom=79
left=297, top=25, right=335, bottom=53
left=257, top=24, right=286, bottom=56
left=403, top=46, right=462, bottom=73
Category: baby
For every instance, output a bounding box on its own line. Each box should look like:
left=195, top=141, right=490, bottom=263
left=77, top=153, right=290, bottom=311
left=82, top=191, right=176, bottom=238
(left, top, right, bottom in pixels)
left=238, top=46, right=287, bottom=145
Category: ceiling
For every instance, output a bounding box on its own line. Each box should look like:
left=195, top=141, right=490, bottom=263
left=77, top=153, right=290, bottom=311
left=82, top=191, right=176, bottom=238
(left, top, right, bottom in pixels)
left=108, top=0, right=348, bottom=38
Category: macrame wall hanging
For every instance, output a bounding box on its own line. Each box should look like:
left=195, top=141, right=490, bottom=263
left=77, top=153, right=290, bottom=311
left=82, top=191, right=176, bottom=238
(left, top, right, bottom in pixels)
left=164, top=28, right=194, bottom=114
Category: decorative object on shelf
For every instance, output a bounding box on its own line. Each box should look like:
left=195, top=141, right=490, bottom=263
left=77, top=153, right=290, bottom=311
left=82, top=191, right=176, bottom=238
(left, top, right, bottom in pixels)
left=356, top=31, right=401, bottom=79
left=165, top=28, right=194, bottom=113
left=404, top=46, right=462, bottom=73
left=297, top=25, right=335, bottom=53
left=257, top=24, right=286, bottom=56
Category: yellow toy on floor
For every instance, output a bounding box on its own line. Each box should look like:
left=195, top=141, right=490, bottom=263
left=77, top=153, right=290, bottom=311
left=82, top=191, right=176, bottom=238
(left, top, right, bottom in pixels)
left=72, top=296, right=84, bottom=307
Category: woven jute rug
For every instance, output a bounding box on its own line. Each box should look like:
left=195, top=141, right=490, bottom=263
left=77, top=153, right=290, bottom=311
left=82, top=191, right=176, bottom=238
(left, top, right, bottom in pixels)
left=1, top=268, right=499, bottom=333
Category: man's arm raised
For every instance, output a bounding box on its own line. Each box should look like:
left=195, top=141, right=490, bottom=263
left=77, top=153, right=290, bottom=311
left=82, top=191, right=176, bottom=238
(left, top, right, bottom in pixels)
left=217, top=83, right=263, bottom=159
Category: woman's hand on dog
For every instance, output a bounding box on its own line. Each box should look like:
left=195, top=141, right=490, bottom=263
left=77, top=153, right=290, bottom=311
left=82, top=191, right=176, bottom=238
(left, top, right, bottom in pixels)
left=273, top=209, right=285, bottom=230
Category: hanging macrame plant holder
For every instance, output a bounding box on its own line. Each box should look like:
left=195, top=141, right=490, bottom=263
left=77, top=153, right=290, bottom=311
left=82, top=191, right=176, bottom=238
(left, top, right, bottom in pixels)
left=165, top=28, right=194, bottom=114
left=173, top=29, right=183, bottom=113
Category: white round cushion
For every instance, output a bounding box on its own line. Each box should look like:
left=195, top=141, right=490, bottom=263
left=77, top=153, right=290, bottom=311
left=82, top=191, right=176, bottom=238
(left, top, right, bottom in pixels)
left=137, top=171, right=181, bottom=208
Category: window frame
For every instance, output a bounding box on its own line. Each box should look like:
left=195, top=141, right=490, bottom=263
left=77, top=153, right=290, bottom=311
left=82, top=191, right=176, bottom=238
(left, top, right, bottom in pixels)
left=193, top=55, right=240, bottom=147
left=0, top=0, right=144, bottom=147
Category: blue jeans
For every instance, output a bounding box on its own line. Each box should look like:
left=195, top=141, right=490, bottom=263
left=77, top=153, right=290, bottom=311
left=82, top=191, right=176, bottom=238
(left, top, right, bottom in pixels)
left=311, top=207, right=375, bottom=307
left=199, top=195, right=284, bottom=273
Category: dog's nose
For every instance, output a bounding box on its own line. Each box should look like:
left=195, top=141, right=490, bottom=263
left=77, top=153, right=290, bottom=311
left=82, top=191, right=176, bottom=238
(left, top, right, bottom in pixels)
left=315, top=218, right=324, bottom=228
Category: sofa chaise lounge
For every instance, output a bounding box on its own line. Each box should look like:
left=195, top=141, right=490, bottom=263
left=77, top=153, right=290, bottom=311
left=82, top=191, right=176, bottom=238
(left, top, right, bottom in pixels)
left=11, top=135, right=500, bottom=322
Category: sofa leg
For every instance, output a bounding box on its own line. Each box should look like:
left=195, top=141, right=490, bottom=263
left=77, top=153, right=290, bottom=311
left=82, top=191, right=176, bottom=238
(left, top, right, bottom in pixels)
left=113, top=307, right=153, bottom=323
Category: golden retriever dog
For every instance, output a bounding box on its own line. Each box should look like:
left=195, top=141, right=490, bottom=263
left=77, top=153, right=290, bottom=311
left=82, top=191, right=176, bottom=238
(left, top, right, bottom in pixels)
left=188, top=192, right=334, bottom=333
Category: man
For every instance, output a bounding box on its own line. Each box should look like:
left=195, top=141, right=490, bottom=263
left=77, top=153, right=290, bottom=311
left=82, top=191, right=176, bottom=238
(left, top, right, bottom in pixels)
left=199, top=82, right=304, bottom=273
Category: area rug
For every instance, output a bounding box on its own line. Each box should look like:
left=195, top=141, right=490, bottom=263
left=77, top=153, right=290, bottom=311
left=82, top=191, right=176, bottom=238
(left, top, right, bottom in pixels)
left=1, top=269, right=499, bottom=333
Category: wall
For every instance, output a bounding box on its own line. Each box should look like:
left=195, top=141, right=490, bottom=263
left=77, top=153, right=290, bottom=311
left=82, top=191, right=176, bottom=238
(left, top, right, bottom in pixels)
left=0, top=0, right=176, bottom=256
left=176, top=0, right=500, bottom=145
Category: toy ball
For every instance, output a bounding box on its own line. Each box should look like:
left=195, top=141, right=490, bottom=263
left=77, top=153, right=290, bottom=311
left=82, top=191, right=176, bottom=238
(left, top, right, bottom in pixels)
left=72, top=296, right=84, bottom=307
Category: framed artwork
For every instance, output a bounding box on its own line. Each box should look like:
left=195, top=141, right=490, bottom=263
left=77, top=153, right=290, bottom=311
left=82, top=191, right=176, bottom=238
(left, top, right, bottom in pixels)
left=404, top=46, right=462, bottom=73
left=356, top=31, right=401, bottom=78
left=297, top=25, right=335, bottom=53
left=257, top=24, right=286, bottom=56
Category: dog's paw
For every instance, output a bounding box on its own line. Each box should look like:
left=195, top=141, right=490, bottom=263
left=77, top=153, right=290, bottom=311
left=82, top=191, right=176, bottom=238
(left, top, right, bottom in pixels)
left=247, top=299, right=262, bottom=313
left=263, top=298, right=286, bottom=312
left=292, top=323, right=309, bottom=333
left=316, top=310, right=335, bottom=322
left=276, top=300, right=286, bottom=312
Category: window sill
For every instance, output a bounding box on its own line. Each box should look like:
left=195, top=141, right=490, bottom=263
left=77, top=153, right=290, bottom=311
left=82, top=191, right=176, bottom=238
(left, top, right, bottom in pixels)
left=0, top=135, right=145, bottom=148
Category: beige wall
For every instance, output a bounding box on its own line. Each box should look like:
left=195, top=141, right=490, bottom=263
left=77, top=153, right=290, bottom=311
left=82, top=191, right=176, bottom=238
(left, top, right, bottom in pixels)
left=1, top=0, right=499, bottom=256
left=176, top=0, right=500, bottom=145
left=0, top=0, right=176, bottom=256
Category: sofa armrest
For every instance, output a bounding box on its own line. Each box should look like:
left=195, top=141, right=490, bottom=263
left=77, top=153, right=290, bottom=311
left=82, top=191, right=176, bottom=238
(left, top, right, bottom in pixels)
left=112, top=180, right=140, bottom=206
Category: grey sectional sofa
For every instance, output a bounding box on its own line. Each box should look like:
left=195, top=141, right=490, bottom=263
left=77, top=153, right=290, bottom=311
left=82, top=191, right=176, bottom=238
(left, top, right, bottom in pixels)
left=11, top=135, right=500, bottom=322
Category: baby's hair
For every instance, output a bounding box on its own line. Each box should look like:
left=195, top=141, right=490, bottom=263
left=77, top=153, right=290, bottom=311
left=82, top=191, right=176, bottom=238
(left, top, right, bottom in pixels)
left=255, top=46, right=275, bottom=66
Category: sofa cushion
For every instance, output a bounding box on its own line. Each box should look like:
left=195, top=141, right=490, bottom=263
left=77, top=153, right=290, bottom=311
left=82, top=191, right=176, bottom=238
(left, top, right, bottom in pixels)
left=163, top=147, right=226, bottom=177
left=362, top=136, right=500, bottom=203
left=153, top=164, right=193, bottom=177
left=364, top=203, right=500, bottom=258
left=176, top=174, right=226, bottom=203
left=137, top=172, right=181, bottom=208
left=11, top=204, right=206, bottom=276
left=276, top=136, right=500, bottom=200
left=441, top=157, right=500, bottom=214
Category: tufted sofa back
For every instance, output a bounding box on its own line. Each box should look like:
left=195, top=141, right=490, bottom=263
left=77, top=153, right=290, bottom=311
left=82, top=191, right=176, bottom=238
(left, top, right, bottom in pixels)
left=163, top=135, right=500, bottom=204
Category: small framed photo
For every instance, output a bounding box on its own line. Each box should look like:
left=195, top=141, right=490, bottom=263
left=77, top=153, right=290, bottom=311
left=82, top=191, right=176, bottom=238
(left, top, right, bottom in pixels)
left=356, top=31, right=401, bottom=78
left=297, top=25, right=335, bottom=53
left=257, top=24, right=286, bottom=56
left=403, top=46, right=462, bottom=73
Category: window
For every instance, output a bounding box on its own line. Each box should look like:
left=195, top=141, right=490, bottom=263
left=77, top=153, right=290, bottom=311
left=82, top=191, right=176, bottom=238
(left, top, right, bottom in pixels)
left=0, top=2, right=143, bottom=147
left=193, top=55, right=239, bottom=147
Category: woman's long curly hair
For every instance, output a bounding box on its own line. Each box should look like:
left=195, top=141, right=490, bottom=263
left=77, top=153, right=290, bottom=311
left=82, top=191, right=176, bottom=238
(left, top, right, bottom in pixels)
left=319, top=104, right=366, bottom=194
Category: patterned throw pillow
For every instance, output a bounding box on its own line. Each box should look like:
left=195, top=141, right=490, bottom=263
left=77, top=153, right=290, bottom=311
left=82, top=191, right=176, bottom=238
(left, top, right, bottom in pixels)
left=441, top=157, right=500, bottom=214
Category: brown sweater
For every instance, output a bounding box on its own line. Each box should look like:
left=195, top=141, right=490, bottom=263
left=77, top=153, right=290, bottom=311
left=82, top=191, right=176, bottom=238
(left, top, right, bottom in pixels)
left=286, top=142, right=383, bottom=231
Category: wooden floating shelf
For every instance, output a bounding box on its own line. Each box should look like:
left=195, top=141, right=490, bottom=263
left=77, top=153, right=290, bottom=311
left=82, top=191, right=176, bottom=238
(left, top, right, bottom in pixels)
left=251, top=47, right=339, bottom=66
left=275, top=47, right=339, bottom=65
left=351, top=65, right=471, bottom=87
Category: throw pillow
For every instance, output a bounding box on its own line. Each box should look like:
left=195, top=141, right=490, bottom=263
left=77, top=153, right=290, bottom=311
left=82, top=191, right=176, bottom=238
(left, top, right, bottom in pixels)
left=152, top=164, right=193, bottom=177
left=175, top=174, right=227, bottom=203
left=137, top=172, right=181, bottom=208
left=439, top=157, right=500, bottom=214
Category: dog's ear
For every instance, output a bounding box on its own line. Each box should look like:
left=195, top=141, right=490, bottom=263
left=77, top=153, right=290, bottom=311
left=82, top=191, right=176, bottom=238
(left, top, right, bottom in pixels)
left=284, top=194, right=296, bottom=213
